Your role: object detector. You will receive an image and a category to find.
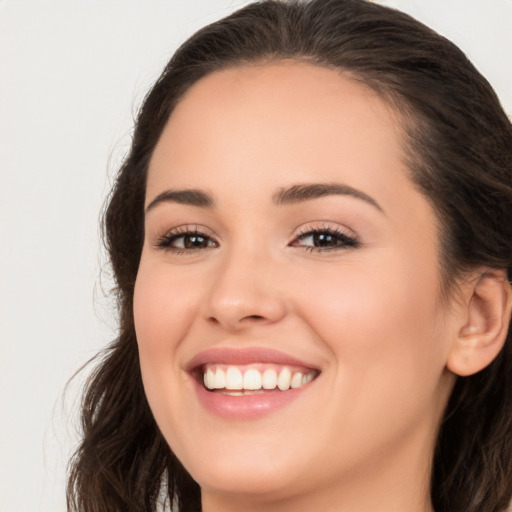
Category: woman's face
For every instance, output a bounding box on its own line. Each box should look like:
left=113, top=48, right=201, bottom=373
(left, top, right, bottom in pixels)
left=134, top=62, right=457, bottom=506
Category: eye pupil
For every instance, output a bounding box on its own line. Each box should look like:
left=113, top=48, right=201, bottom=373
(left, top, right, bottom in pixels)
left=313, top=233, right=336, bottom=246
left=184, top=234, right=208, bottom=248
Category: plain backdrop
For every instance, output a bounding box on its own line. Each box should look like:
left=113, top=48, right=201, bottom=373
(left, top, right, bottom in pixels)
left=1, top=1, right=511, bottom=511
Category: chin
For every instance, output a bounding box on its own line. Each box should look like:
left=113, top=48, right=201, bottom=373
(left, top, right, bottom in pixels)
left=195, top=470, right=308, bottom=506
left=178, top=439, right=307, bottom=499
left=198, top=469, right=286, bottom=496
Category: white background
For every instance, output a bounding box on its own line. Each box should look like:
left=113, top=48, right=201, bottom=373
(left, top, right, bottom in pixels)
left=1, top=1, right=511, bottom=511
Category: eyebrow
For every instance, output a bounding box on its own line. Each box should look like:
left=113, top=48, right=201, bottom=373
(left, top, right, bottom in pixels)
left=145, top=189, right=214, bottom=213
left=273, top=183, right=384, bottom=213
left=145, top=182, right=383, bottom=214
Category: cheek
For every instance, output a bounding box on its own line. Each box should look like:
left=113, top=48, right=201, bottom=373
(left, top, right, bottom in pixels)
left=133, top=260, right=200, bottom=364
left=296, top=249, right=447, bottom=392
left=133, top=259, right=204, bottom=386
left=133, top=259, right=203, bottom=443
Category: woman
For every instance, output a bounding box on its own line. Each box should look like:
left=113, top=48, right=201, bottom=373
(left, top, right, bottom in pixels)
left=67, top=1, right=512, bottom=511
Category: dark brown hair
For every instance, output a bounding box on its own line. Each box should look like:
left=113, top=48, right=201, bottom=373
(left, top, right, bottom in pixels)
left=67, top=1, right=512, bottom=511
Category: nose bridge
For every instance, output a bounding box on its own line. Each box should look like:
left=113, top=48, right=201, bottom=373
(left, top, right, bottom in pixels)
left=204, top=237, right=286, bottom=329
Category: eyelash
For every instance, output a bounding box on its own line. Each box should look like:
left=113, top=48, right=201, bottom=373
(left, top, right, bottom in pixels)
left=292, top=225, right=360, bottom=252
left=154, top=224, right=360, bottom=254
left=154, top=225, right=218, bottom=254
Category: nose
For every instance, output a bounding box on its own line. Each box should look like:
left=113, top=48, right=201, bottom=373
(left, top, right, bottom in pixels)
left=203, top=248, right=287, bottom=331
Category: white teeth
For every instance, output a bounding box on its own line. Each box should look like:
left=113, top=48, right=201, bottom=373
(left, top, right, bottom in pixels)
left=277, top=367, right=292, bottom=390
left=214, top=367, right=226, bottom=389
left=290, top=372, right=303, bottom=389
left=225, top=366, right=243, bottom=390
left=262, top=368, right=278, bottom=389
left=202, top=365, right=316, bottom=392
left=243, top=368, right=262, bottom=390
left=204, top=368, right=215, bottom=389
left=302, top=372, right=315, bottom=385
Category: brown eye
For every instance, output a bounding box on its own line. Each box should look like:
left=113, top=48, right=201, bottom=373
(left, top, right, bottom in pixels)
left=155, top=229, right=218, bottom=252
left=293, top=228, right=360, bottom=252
left=182, top=234, right=210, bottom=249
left=307, top=232, right=340, bottom=247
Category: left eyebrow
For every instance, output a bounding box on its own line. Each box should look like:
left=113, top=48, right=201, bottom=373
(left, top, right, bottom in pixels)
left=272, top=183, right=384, bottom=214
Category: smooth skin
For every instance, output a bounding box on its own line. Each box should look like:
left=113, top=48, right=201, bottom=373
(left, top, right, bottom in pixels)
left=134, top=62, right=511, bottom=512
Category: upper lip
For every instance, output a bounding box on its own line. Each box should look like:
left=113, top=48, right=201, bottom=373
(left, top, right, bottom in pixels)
left=186, top=347, right=320, bottom=373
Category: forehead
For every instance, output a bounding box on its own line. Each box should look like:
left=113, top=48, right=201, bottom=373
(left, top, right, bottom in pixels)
left=147, top=61, right=416, bottom=216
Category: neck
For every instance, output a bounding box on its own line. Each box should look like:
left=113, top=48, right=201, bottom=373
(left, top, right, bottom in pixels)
left=202, top=489, right=434, bottom=512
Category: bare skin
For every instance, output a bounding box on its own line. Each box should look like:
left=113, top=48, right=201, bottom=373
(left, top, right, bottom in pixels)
left=134, top=62, right=510, bottom=511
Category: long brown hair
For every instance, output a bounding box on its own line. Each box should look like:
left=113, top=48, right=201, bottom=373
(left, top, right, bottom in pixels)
left=67, top=1, right=512, bottom=511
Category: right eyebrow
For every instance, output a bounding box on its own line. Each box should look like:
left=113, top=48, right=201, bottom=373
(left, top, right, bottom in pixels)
left=145, top=189, right=215, bottom=214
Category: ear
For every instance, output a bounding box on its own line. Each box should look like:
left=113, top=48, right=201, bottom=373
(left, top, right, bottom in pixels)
left=447, top=269, right=512, bottom=377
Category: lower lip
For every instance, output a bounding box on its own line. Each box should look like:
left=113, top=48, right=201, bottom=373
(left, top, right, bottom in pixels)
left=192, top=378, right=313, bottom=420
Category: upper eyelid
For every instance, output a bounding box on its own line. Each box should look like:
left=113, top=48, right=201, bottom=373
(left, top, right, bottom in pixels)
left=293, top=221, right=357, bottom=238
left=151, top=221, right=359, bottom=247
left=158, top=223, right=355, bottom=238
left=159, top=224, right=218, bottom=238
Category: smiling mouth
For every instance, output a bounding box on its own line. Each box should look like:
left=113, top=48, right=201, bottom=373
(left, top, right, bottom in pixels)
left=200, top=364, right=319, bottom=395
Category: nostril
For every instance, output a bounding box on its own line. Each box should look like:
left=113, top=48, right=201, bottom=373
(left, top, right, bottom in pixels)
left=206, top=314, right=266, bottom=330
left=241, top=315, right=265, bottom=321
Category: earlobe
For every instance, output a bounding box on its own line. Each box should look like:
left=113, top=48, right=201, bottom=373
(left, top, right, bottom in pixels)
left=447, top=269, right=512, bottom=377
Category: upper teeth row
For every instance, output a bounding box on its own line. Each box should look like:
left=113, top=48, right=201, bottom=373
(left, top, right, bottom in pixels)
left=203, top=366, right=316, bottom=391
